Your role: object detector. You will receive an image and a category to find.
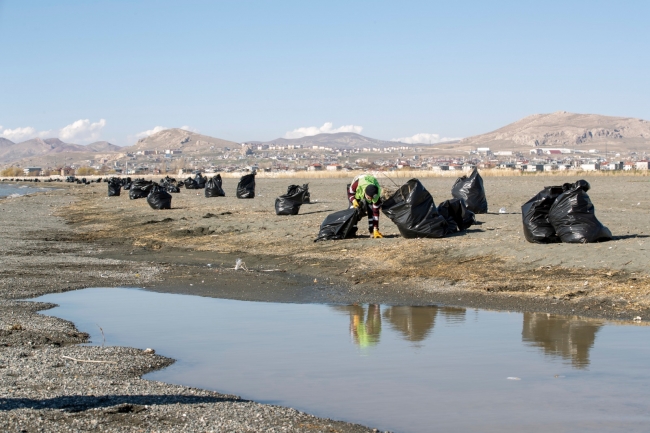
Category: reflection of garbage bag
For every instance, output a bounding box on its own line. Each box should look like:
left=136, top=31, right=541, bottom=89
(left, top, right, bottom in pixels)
left=437, top=198, right=475, bottom=233
left=147, top=184, right=172, bottom=209
left=194, top=173, right=206, bottom=189
left=314, top=208, right=359, bottom=241
left=548, top=180, right=612, bottom=243
left=129, top=180, right=154, bottom=199
left=451, top=168, right=488, bottom=214
left=107, top=178, right=121, bottom=197
left=275, top=196, right=302, bottom=215
left=205, top=174, right=226, bottom=197
left=236, top=173, right=256, bottom=199
left=286, top=184, right=310, bottom=203
left=381, top=179, right=448, bottom=239
left=521, top=186, right=564, bottom=243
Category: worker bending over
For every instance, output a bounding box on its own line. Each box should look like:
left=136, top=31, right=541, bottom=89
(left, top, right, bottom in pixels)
left=347, top=174, right=384, bottom=238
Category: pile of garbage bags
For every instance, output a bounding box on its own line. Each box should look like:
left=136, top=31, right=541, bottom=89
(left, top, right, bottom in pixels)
left=129, top=179, right=154, bottom=199
left=451, top=168, right=488, bottom=214
left=205, top=174, right=226, bottom=197
left=236, top=173, right=256, bottom=199
left=382, top=179, right=475, bottom=238
left=275, top=183, right=310, bottom=215
left=522, top=180, right=612, bottom=243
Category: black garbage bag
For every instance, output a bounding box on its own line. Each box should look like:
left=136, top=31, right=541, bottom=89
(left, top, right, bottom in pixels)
left=184, top=177, right=198, bottom=189
left=381, top=179, right=448, bottom=239
left=166, top=184, right=180, bottom=193
left=314, top=208, right=359, bottom=241
left=521, top=185, right=565, bottom=243
left=205, top=174, right=226, bottom=197
left=451, top=168, right=488, bottom=214
left=548, top=180, right=612, bottom=243
left=194, top=173, right=206, bottom=189
left=236, top=173, right=256, bottom=199
left=147, top=184, right=172, bottom=210
left=286, top=184, right=310, bottom=203
left=437, top=198, right=476, bottom=233
left=129, top=180, right=154, bottom=199
left=275, top=195, right=302, bottom=215
left=107, top=178, right=122, bottom=197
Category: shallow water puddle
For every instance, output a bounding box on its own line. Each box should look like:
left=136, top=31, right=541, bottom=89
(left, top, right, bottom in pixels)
left=33, top=288, right=650, bottom=433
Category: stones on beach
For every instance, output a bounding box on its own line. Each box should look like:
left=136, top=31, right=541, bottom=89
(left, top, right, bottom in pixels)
left=143, top=348, right=155, bottom=354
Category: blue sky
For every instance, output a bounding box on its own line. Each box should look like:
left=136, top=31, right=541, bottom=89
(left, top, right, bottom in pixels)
left=1, top=0, right=648, bottom=145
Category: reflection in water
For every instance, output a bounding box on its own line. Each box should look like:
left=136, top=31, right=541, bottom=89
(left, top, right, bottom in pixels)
left=439, top=307, right=466, bottom=325
left=332, top=305, right=466, bottom=347
left=383, top=306, right=439, bottom=342
left=522, top=312, right=604, bottom=368
left=333, top=304, right=382, bottom=347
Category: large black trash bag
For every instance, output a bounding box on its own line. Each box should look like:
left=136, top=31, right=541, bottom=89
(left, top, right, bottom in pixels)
left=184, top=177, right=198, bottom=189
left=451, top=168, right=488, bottom=214
left=275, top=196, right=302, bottom=215
left=286, top=184, right=310, bottom=203
left=205, top=174, right=226, bottom=197
left=381, top=179, right=448, bottom=239
left=437, top=198, right=476, bottom=233
left=314, top=208, right=359, bottom=241
left=548, top=180, right=612, bottom=243
left=194, top=173, right=206, bottom=189
left=129, top=180, right=154, bottom=199
left=147, top=184, right=172, bottom=210
left=521, top=185, right=565, bottom=243
left=236, top=173, right=256, bottom=199
left=107, top=177, right=122, bottom=197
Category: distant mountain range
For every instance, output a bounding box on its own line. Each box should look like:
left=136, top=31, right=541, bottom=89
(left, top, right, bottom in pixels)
left=260, top=132, right=399, bottom=148
left=0, top=137, right=121, bottom=164
left=2, top=112, right=649, bottom=166
left=459, top=111, right=650, bottom=151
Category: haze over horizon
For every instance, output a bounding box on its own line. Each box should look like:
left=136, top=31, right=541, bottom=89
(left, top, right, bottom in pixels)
left=1, top=1, right=648, bottom=146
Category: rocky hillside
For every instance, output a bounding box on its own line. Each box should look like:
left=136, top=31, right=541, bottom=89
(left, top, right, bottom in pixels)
left=123, top=128, right=238, bottom=153
left=460, top=111, right=650, bottom=149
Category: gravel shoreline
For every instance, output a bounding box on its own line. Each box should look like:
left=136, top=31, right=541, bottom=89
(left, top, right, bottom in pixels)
left=0, top=188, right=376, bottom=433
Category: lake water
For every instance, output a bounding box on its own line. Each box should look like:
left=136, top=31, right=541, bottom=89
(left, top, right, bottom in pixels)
left=0, top=184, right=46, bottom=198
left=33, top=287, right=650, bottom=433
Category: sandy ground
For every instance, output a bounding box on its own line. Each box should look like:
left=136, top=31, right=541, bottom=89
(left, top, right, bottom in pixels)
left=67, top=174, right=650, bottom=320
left=1, top=173, right=649, bottom=432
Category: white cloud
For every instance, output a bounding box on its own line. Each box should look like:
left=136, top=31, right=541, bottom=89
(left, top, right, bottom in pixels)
left=284, top=122, right=363, bottom=139
left=0, top=126, right=38, bottom=142
left=135, top=126, right=168, bottom=139
left=59, top=119, right=106, bottom=143
left=180, top=125, right=199, bottom=133
left=0, top=119, right=106, bottom=144
left=391, top=133, right=462, bottom=144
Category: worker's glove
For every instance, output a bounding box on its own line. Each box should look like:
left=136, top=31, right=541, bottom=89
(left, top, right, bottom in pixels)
left=372, top=229, right=384, bottom=239
left=352, top=199, right=359, bottom=208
